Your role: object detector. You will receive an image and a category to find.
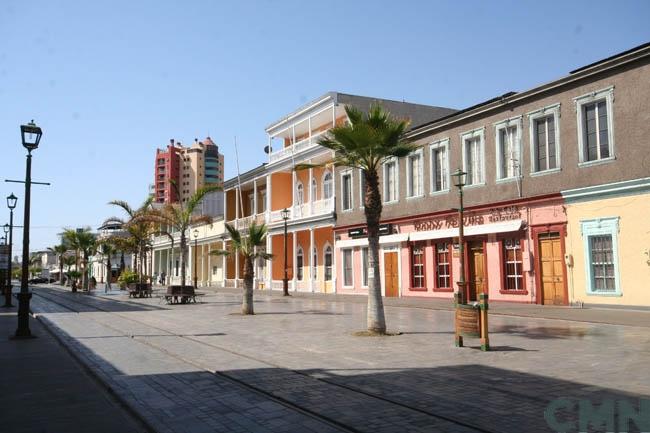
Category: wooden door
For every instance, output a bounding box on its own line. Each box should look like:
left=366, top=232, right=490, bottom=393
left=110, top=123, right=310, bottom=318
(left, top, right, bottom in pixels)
left=383, top=252, right=399, bottom=297
left=539, top=233, right=565, bottom=305
left=467, top=242, right=486, bottom=302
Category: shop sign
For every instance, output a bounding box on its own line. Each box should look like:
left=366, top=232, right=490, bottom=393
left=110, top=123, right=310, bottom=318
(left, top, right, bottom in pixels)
left=414, top=206, right=522, bottom=231
left=348, top=224, right=393, bottom=238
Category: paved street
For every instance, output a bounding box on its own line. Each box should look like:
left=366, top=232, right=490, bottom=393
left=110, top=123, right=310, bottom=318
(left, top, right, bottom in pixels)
left=26, top=286, right=650, bottom=432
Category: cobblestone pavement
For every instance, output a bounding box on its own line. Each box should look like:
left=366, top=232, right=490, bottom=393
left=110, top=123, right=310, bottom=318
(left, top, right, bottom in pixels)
left=29, top=286, right=650, bottom=433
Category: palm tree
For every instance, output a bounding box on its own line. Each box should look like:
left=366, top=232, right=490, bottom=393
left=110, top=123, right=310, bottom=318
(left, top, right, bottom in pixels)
left=210, top=222, right=272, bottom=315
left=103, top=197, right=154, bottom=284
left=48, top=244, right=68, bottom=285
left=63, top=228, right=97, bottom=291
left=137, top=182, right=219, bottom=292
left=298, top=104, right=414, bottom=334
left=97, top=240, right=116, bottom=290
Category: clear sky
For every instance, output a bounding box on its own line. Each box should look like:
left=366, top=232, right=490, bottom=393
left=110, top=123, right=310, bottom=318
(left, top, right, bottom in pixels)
left=1, top=0, right=648, bottom=257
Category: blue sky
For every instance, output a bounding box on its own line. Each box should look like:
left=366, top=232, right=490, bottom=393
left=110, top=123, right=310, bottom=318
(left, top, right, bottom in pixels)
left=1, top=0, right=648, bottom=256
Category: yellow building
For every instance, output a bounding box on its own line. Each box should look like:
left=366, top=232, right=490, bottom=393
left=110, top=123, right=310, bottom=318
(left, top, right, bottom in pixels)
left=563, top=178, right=650, bottom=307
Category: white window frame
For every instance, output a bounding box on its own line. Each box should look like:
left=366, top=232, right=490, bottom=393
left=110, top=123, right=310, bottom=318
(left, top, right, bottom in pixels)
left=581, top=217, right=621, bottom=296
left=324, top=244, right=333, bottom=281
left=359, top=169, right=366, bottom=210
left=494, top=116, right=523, bottom=182
left=340, top=169, right=353, bottom=212
left=406, top=148, right=424, bottom=199
left=342, top=248, right=354, bottom=288
left=296, top=181, right=304, bottom=205
left=311, top=177, right=317, bottom=202
left=312, top=247, right=318, bottom=281
left=296, top=246, right=304, bottom=281
left=575, top=86, right=615, bottom=166
left=382, top=157, right=399, bottom=204
left=259, top=190, right=267, bottom=213
left=460, top=127, right=486, bottom=187
left=528, top=103, right=561, bottom=176
left=322, top=171, right=333, bottom=200
left=429, top=138, right=450, bottom=195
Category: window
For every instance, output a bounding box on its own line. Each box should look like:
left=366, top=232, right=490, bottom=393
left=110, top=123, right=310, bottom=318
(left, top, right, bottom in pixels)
left=311, top=178, right=317, bottom=201
left=249, top=194, right=255, bottom=214
left=430, top=140, right=449, bottom=193
left=324, top=245, right=332, bottom=281
left=407, top=150, right=423, bottom=198
left=342, top=248, right=353, bottom=287
left=575, top=87, right=614, bottom=164
left=361, top=247, right=369, bottom=286
left=383, top=158, right=398, bottom=202
left=435, top=243, right=451, bottom=289
left=341, top=171, right=353, bottom=211
left=581, top=217, right=621, bottom=295
left=359, top=169, right=366, bottom=209
left=461, top=129, right=485, bottom=185
left=528, top=104, right=560, bottom=173
left=495, top=118, right=521, bottom=180
left=296, top=247, right=304, bottom=280
left=503, top=238, right=523, bottom=291
left=323, top=172, right=333, bottom=199
left=411, top=243, right=425, bottom=289
left=260, top=190, right=267, bottom=213
left=312, top=247, right=318, bottom=280
left=296, top=182, right=304, bottom=205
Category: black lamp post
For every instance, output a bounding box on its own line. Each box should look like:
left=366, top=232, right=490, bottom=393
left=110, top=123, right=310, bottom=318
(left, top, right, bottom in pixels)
left=281, top=208, right=290, bottom=296
left=451, top=168, right=467, bottom=306
left=15, top=120, right=42, bottom=338
left=193, top=229, right=199, bottom=289
left=5, top=193, right=17, bottom=308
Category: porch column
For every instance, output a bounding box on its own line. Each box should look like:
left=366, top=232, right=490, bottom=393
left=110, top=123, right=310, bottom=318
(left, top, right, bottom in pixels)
left=235, top=250, right=240, bottom=287
left=292, top=170, right=296, bottom=215
left=292, top=230, right=297, bottom=292
left=267, top=234, right=273, bottom=291
left=266, top=174, right=272, bottom=223
left=188, top=242, right=193, bottom=287
left=207, top=242, right=212, bottom=287
left=309, top=167, right=314, bottom=215
left=235, top=188, right=240, bottom=220
left=309, top=228, right=314, bottom=293
left=332, top=239, right=337, bottom=294
left=221, top=240, right=226, bottom=287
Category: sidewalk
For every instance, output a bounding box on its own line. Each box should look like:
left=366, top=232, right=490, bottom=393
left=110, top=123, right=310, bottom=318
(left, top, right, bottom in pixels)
left=189, top=285, right=650, bottom=328
left=0, top=304, right=148, bottom=433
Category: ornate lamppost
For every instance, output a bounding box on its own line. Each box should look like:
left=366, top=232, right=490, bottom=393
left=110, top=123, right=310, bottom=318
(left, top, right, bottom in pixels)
left=15, top=121, right=42, bottom=338
left=193, top=229, right=199, bottom=289
left=4, top=194, right=17, bottom=308
left=451, top=168, right=467, bottom=305
left=281, top=208, right=290, bottom=296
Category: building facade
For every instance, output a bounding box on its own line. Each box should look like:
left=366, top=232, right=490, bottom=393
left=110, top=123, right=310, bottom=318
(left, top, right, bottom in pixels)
left=334, top=43, right=650, bottom=307
left=223, top=92, right=455, bottom=291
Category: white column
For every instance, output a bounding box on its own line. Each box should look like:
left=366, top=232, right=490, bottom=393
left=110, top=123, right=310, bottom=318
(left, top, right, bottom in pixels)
left=309, top=167, right=314, bottom=215
left=292, top=170, right=297, bottom=215
left=188, top=242, right=193, bottom=287
left=267, top=234, right=273, bottom=290
left=309, top=228, right=314, bottom=293
left=200, top=244, right=204, bottom=287
left=331, top=163, right=337, bottom=212
left=235, top=188, right=240, bottom=220
left=266, top=174, right=272, bottom=222
left=221, top=240, right=226, bottom=287
left=292, top=230, right=297, bottom=292
left=207, top=243, right=212, bottom=286
left=253, top=178, right=258, bottom=217
left=235, top=250, right=240, bottom=287
left=171, top=245, right=175, bottom=283
left=332, top=240, right=337, bottom=294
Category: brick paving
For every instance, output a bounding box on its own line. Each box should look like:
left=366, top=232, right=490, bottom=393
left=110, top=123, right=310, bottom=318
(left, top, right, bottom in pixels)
left=27, top=285, right=650, bottom=432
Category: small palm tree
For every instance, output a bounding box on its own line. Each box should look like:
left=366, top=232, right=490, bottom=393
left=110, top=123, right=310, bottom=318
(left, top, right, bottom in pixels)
left=210, top=222, right=272, bottom=315
left=63, top=255, right=77, bottom=289
left=137, top=181, right=220, bottom=292
left=63, top=228, right=97, bottom=291
left=298, top=104, right=414, bottom=334
left=97, top=240, right=116, bottom=290
left=48, top=244, right=68, bottom=285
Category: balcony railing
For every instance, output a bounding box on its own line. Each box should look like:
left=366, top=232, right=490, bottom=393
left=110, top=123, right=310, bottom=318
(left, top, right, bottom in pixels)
left=229, top=197, right=334, bottom=228
left=268, top=130, right=328, bottom=163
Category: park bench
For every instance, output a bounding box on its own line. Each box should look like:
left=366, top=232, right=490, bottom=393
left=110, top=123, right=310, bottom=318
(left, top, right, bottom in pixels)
left=163, top=285, right=205, bottom=304
left=127, top=283, right=153, bottom=298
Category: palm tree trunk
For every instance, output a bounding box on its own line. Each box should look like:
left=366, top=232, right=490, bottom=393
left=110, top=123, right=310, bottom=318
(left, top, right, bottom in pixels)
left=106, top=256, right=112, bottom=290
left=364, top=169, right=386, bottom=334
left=143, top=246, right=148, bottom=283
left=59, top=255, right=64, bottom=285
left=180, top=232, right=187, bottom=290
left=82, top=252, right=89, bottom=291
left=120, top=251, right=125, bottom=275
left=242, top=256, right=254, bottom=315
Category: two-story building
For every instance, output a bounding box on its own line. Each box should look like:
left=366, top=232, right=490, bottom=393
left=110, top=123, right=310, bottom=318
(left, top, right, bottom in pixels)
left=334, top=42, right=650, bottom=307
left=223, top=92, right=456, bottom=291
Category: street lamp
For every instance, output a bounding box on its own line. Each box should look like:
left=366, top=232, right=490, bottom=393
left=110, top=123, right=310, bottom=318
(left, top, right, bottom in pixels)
left=451, top=168, right=467, bottom=306
left=4, top=194, right=17, bottom=308
left=193, top=229, right=199, bottom=289
left=15, top=120, right=42, bottom=338
left=281, top=208, right=290, bottom=296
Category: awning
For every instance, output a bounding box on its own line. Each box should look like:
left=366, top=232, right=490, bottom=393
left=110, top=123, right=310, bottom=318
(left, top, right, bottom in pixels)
left=409, top=219, right=523, bottom=241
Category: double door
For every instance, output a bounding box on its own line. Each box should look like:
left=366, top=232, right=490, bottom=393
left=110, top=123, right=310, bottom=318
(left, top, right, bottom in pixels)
left=539, top=233, right=566, bottom=305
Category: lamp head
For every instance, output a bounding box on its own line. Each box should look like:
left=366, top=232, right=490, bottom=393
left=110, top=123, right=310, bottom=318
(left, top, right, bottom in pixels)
left=193, top=228, right=199, bottom=239
left=451, top=168, right=467, bottom=189
left=7, top=193, right=17, bottom=210
left=3, top=223, right=8, bottom=234
left=281, top=208, right=290, bottom=220
left=20, top=120, right=43, bottom=151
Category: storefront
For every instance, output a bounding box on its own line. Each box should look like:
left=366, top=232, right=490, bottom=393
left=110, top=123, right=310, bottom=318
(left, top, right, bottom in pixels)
left=335, top=196, right=569, bottom=305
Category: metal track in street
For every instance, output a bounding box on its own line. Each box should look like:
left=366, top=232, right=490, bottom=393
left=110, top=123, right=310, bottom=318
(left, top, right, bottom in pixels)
left=32, top=287, right=501, bottom=433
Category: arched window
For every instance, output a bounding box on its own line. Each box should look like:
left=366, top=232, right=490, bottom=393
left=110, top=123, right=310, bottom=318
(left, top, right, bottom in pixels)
left=296, top=246, right=304, bottom=281
left=323, top=172, right=333, bottom=199
left=296, top=182, right=304, bottom=205
left=324, top=245, right=332, bottom=281
left=312, top=247, right=318, bottom=280
left=311, top=177, right=317, bottom=202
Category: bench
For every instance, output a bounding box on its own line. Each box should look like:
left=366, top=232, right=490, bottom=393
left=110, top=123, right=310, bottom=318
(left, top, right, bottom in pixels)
left=128, top=284, right=153, bottom=298
left=163, top=286, right=205, bottom=304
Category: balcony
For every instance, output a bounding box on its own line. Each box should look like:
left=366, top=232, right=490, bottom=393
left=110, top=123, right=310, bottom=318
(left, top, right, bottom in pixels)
left=268, top=130, right=328, bottom=163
